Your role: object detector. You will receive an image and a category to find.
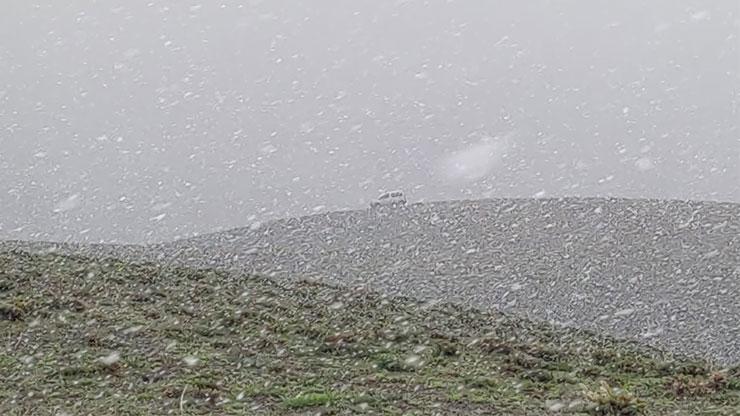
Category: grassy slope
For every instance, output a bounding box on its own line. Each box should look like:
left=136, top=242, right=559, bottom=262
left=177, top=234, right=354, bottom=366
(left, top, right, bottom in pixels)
left=1, top=250, right=740, bottom=415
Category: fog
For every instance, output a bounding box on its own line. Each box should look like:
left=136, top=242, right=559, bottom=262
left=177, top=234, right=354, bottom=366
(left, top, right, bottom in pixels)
left=1, top=0, right=738, bottom=244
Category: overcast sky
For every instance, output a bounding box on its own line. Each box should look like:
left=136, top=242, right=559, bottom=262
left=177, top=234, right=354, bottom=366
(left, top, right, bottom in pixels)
left=1, top=0, right=738, bottom=244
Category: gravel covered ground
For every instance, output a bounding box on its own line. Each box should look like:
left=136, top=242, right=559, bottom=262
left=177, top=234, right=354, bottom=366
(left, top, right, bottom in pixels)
left=4, top=197, right=739, bottom=365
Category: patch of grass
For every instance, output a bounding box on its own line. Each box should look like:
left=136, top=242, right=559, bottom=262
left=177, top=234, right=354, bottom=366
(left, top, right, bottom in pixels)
left=0, top=301, right=24, bottom=321
left=58, top=365, right=103, bottom=378
left=668, top=371, right=734, bottom=397
left=582, top=381, right=642, bottom=415
left=374, top=353, right=417, bottom=372
left=283, top=391, right=337, bottom=408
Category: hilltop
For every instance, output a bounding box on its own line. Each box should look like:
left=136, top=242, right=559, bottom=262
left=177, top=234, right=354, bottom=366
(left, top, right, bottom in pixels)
left=154, top=197, right=740, bottom=365
left=3, top=197, right=739, bottom=365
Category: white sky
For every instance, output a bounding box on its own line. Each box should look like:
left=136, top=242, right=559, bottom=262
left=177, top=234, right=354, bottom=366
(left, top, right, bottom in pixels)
left=0, top=0, right=738, bottom=243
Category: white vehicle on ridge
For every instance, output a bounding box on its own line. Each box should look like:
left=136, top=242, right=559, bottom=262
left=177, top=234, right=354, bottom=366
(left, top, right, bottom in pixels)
left=370, top=190, right=407, bottom=208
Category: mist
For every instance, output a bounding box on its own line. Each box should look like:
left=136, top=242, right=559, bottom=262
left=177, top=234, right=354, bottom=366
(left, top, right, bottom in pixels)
left=1, top=0, right=738, bottom=244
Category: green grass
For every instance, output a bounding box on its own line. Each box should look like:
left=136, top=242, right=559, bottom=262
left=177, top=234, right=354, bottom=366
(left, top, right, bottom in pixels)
left=283, top=391, right=337, bottom=408
left=1, top=248, right=740, bottom=415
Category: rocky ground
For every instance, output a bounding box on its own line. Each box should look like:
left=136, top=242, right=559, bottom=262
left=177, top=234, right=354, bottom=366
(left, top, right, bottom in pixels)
left=3, top=197, right=739, bottom=366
